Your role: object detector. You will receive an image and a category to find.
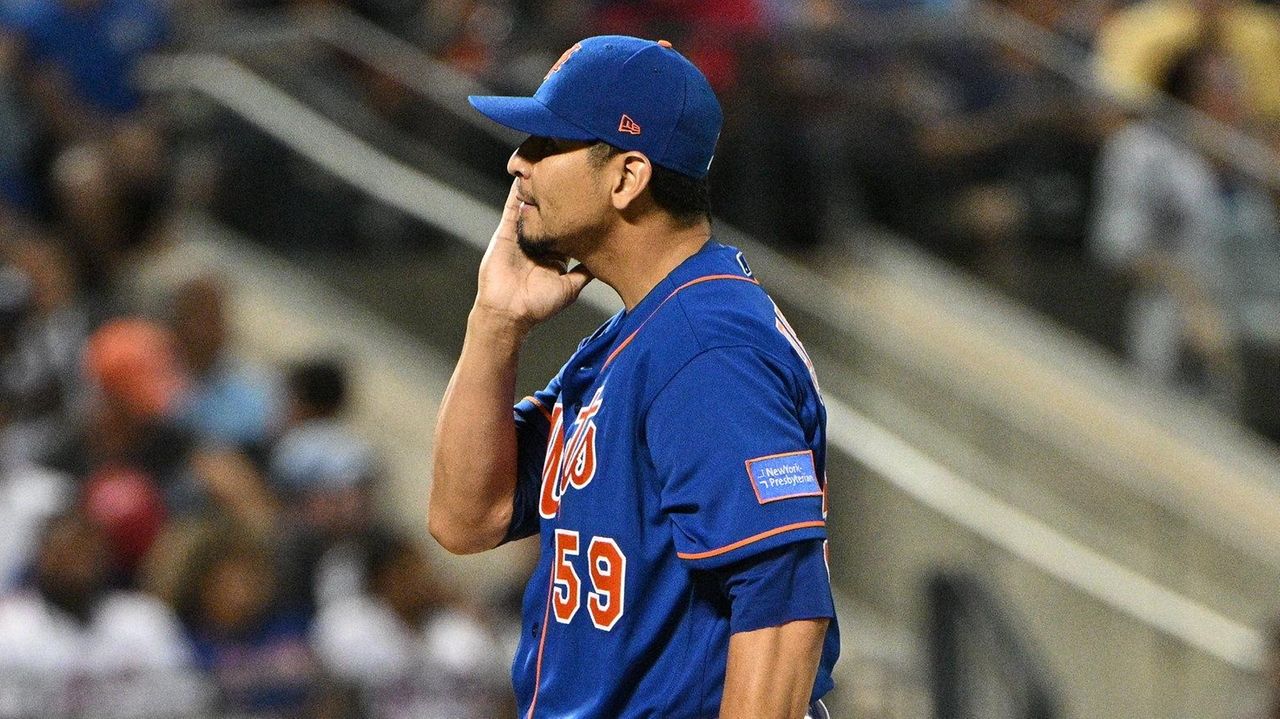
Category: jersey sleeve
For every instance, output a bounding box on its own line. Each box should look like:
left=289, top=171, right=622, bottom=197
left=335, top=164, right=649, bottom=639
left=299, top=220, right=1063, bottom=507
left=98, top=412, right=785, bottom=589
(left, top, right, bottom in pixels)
left=645, top=346, right=827, bottom=570
left=717, top=539, right=836, bottom=634
left=505, top=373, right=561, bottom=543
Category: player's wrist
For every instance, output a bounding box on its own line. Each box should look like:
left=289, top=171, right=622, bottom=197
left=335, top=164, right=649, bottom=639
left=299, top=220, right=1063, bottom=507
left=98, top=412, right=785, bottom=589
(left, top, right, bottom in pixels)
left=467, top=305, right=532, bottom=346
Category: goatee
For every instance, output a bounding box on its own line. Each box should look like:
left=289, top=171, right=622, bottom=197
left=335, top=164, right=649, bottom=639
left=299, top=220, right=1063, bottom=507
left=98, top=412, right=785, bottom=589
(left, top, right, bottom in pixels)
left=517, top=219, right=568, bottom=267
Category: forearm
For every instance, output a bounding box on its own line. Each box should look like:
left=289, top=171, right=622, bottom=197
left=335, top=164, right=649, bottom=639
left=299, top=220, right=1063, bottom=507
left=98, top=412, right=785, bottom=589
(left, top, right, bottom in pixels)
left=430, top=176, right=592, bottom=551
left=720, top=619, right=828, bottom=719
left=428, top=308, right=526, bottom=554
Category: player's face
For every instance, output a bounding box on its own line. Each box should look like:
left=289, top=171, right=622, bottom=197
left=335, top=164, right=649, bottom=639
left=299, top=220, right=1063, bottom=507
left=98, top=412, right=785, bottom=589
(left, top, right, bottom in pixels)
left=508, top=136, right=612, bottom=264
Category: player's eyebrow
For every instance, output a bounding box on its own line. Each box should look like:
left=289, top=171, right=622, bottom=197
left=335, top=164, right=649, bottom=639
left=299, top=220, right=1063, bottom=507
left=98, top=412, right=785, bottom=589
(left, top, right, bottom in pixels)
left=521, top=136, right=591, bottom=160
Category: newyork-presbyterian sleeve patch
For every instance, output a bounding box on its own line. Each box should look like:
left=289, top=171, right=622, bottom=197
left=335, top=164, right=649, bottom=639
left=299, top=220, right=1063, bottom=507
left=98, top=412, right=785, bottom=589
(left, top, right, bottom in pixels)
left=745, top=450, right=822, bottom=504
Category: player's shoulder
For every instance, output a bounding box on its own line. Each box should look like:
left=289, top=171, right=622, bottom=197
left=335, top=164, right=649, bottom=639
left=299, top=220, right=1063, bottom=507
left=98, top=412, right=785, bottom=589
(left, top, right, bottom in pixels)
left=625, top=242, right=797, bottom=374
left=658, top=242, right=786, bottom=350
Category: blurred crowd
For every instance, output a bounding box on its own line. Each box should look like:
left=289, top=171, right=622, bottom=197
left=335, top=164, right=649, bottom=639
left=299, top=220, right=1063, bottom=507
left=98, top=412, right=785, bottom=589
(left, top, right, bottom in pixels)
left=2, top=0, right=1280, bottom=716
left=169, top=0, right=1280, bottom=438
left=372, top=0, right=1280, bottom=439
left=0, top=3, right=515, bottom=717
left=0, top=270, right=514, bottom=717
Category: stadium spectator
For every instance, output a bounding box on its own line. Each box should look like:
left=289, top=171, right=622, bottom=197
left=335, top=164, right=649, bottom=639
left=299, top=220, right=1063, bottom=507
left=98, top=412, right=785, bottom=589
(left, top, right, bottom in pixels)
left=1090, top=44, right=1280, bottom=410
left=589, top=0, right=766, bottom=89
left=0, top=17, right=36, bottom=213
left=190, top=447, right=281, bottom=536
left=1094, top=0, right=1280, bottom=121
left=0, top=263, right=51, bottom=458
left=272, top=357, right=382, bottom=614
left=311, top=531, right=512, bottom=717
left=0, top=512, right=205, bottom=716
left=177, top=530, right=320, bottom=716
left=82, top=464, right=167, bottom=579
left=0, top=403, right=71, bottom=592
left=0, top=232, right=92, bottom=464
left=45, top=318, right=199, bottom=508
left=81, top=317, right=185, bottom=426
left=11, top=0, right=172, bottom=294
left=136, top=516, right=219, bottom=609
left=170, top=274, right=279, bottom=449
left=921, top=42, right=1100, bottom=287
left=421, top=0, right=516, bottom=79
left=271, top=357, right=375, bottom=502
left=14, top=0, right=168, bottom=127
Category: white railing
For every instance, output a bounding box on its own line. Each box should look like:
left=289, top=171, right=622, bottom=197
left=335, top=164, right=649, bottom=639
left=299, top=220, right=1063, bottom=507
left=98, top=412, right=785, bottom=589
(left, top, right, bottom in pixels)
left=966, top=0, right=1280, bottom=189
left=141, top=51, right=1265, bottom=672
left=279, top=2, right=1280, bottom=190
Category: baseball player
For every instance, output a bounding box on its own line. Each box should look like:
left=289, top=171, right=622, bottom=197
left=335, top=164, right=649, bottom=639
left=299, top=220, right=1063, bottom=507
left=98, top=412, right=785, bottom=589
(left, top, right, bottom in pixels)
left=430, top=35, right=839, bottom=718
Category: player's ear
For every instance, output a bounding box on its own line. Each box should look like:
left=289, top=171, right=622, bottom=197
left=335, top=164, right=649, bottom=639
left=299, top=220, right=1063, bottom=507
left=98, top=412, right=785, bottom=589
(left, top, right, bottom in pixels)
left=609, top=152, right=652, bottom=212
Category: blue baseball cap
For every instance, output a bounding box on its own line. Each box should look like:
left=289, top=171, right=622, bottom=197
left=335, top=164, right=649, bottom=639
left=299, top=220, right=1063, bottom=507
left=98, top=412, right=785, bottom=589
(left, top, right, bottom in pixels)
left=468, top=36, right=723, bottom=179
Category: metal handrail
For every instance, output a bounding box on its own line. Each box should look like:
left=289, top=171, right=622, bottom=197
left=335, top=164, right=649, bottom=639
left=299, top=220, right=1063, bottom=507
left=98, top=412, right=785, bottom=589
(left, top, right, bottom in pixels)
left=142, top=50, right=1264, bottom=672
left=779, top=1, right=1280, bottom=189
left=965, top=0, right=1280, bottom=188
left=192, top=2, right=1280, bottom=190
left=928, top=571, right=1058, bottom=719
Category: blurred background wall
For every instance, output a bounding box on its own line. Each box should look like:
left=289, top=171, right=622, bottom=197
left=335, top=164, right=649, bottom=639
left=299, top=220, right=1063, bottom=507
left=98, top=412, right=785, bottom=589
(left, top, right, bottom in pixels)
left=1, top=0, right=1280, bottom=717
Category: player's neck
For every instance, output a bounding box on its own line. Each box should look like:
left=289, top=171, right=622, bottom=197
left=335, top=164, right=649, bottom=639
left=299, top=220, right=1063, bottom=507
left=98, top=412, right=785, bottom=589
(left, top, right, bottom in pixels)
left=588, top=221, right=711, bottom=312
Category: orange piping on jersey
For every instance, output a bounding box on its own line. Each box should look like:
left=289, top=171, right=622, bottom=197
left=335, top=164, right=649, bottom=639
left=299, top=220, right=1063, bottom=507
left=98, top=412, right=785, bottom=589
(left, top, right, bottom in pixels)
left=675, top=520, right=826, bottom=561
left=602, top=274, right=759, bottom=370
left=526, top=569, right=557, bottom=718
left=524, top=395, right=553, bottom=423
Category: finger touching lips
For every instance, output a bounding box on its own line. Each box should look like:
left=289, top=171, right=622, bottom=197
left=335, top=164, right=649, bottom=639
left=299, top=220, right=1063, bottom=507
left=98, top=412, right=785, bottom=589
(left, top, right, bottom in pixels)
left=514, top=185, right=536, bottom=207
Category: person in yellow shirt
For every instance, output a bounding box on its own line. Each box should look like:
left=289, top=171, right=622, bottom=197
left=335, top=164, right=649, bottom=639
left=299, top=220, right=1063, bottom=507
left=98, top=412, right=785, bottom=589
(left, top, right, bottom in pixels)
left=1094, top=0, right=1280, bottom=121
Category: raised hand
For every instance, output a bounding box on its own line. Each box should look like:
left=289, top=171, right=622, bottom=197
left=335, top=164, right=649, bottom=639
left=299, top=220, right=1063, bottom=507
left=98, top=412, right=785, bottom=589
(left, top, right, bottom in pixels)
left=473, top=180, right=594, bottom=333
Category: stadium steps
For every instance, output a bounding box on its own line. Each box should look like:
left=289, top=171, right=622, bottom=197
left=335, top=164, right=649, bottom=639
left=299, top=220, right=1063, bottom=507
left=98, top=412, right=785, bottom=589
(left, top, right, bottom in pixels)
left=775, top=235, right=1279, bottom=719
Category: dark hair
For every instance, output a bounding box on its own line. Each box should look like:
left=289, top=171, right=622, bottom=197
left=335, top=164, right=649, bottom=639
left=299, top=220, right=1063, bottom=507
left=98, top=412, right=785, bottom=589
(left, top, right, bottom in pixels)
left=1160, top=45, right=1218, bottom=105
left=589, top=142, right=711, bottom=226
left=174, top=529, right=274, bottom=628
left=362, top=531, right=421, bottom=594
left=287, top=358, right=348, bottom=417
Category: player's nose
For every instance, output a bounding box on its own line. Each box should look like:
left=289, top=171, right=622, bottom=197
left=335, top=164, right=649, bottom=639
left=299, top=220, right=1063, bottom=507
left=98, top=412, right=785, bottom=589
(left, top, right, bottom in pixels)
left=508, top=141, right=534, bottom=179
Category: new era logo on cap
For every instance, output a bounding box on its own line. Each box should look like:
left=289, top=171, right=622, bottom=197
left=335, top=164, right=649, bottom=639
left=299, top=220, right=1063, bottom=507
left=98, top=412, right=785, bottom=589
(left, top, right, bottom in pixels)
left=618, top=114, right=642, bottom=135
left=468, top=35, right=723, bottom=179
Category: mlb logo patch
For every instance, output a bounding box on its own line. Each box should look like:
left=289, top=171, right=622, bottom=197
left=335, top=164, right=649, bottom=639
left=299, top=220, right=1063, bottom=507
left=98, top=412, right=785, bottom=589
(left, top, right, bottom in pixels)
left=745, top=450, right=821, bottom=504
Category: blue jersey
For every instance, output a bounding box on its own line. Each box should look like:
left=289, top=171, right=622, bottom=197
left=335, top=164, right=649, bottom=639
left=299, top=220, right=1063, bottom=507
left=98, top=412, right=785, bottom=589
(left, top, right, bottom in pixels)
left=507, top=241, right=839, bottom=718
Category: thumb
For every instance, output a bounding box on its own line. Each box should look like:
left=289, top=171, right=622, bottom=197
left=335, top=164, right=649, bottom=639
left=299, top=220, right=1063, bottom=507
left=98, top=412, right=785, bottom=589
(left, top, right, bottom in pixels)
left=561, top=264, right=595, bottom=298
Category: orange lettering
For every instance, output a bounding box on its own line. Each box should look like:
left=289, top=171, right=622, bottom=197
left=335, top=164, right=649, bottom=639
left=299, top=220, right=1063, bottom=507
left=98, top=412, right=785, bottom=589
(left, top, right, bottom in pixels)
left=545, top=42, right=583, bottom=80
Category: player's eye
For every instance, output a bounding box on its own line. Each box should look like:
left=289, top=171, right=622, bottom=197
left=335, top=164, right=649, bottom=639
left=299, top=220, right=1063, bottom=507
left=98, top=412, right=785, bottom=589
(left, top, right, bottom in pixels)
left=544, top=138, right=573, bottom=155
left=519, top=136, right=588, bottom=163
left=520, top=136, right=561, bottom=161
